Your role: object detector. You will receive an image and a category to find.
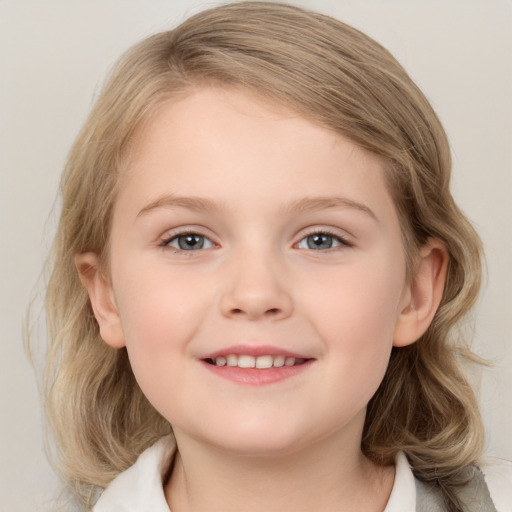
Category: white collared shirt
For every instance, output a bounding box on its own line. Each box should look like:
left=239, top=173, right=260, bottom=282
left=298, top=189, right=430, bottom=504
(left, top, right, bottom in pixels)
left=93, top=436, right=512, bottom=511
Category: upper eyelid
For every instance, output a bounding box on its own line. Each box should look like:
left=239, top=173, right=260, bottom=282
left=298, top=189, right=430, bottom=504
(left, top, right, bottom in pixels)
left=299, top=228, right=347, bottom=238
left=295, top=231, right=351, bottom=249
left=161, top=227, right=216, bottom=243
left=294, top=226, right=352, bottom=242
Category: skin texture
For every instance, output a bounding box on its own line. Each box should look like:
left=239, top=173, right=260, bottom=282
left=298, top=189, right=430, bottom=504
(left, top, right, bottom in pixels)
left=77, top=87, right=447, bottom=512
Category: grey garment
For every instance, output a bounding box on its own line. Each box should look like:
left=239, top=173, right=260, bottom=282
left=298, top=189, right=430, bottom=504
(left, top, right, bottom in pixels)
left=415, top=466, right=498, bottom=512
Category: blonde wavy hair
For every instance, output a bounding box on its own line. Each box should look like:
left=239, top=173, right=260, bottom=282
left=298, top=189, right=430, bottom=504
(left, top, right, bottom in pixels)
left=35, top=2, right=485, bottom=510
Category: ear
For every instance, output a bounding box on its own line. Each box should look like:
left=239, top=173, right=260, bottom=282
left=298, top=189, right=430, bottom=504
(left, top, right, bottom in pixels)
left=393, top=239, right=448, bottom=347
left=75, top=252, right=126, bottom=348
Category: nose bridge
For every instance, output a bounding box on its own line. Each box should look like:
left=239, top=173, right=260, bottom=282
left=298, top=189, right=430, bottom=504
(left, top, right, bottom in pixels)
left=219, top=241, right=293, bottom=321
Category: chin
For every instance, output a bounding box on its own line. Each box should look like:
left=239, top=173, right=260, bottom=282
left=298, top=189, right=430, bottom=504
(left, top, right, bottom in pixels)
left=214, top=437, right=305, bottom=458
left=198, top=419, right=315, bottom=458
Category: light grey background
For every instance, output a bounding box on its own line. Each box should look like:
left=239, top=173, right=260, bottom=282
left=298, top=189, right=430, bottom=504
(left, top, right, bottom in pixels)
left=1, top=1, right=511, bottom=510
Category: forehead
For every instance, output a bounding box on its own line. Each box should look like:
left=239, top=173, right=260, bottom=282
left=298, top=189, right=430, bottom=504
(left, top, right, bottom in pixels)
left=124, top=86, right=326, bottom=170
left=116, top=86, right=394, bottom=219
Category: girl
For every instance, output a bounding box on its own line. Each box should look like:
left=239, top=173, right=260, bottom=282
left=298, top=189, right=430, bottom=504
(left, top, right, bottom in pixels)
left=38, top=2, right=511, bottom=511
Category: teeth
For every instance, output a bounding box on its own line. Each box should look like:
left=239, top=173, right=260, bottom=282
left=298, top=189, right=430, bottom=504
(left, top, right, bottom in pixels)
left=256, top=355, right=273, bottom=369
left=273, top=355, right=285, bottom=367
left=238, top=355, right=255, bottom=368
left=213, top=354, right=304, bottom=368
left=226, top=354, right=238, bottom=367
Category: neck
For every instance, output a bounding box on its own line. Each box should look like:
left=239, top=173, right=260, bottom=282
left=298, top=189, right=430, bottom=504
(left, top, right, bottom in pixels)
left=165, top=424, right=394, bottom=512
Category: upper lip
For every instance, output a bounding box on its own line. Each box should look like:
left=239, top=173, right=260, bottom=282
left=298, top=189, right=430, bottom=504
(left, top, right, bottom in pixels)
left=199, top=344, right=313, bottom=360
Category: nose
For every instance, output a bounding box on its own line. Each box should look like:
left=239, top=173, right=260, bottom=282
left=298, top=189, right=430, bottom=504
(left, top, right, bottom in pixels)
left=219, top=250, right=293, bottom=321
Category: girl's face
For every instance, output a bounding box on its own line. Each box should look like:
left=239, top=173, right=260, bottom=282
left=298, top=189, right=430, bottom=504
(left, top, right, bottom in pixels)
left=98, top=87, right=417, bottom=455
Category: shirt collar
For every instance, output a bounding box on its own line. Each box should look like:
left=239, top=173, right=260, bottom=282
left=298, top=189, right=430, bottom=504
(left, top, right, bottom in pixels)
left=93, top=435, right=175, bottom=512
left=94, top=436, right=416, bottom=512
left=383, top=451, right=416, bottom=512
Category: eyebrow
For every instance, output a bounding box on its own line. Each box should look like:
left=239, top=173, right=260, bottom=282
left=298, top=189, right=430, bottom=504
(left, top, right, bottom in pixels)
left=137, top=195, right=224, bottom=217
left=284, top=196, right=378, bottom=221
left=137, top=194, right=377, bottom=221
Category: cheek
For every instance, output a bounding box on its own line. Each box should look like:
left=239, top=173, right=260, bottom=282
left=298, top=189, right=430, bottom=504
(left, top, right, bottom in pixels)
left=304, top=257, right=405, bottom=390
left=111, top=267, right=206, bottom=419
left=308, top=255, right=405, bottom=336
left=112, top=262, right=208, bottom=365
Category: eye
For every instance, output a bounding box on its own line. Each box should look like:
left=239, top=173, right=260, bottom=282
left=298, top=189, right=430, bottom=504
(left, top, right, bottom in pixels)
left=164, top=232, right=215, bottom=251
left=297, top=232, right=347, bottom=250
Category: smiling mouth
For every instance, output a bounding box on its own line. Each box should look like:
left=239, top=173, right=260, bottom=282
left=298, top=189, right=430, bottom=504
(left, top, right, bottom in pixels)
left=204, top=355, right=309, bottom=369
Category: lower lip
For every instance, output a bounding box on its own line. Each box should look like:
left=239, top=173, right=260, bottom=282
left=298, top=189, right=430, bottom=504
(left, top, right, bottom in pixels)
left=200, top=360, right=314, bottom=385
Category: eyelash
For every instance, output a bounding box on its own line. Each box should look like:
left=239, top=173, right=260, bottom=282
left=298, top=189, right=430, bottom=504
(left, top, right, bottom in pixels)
left=160, top=230, right=216, bottom=253
left=160, top=229, right=352, bottom=253
left=296, top=229, right=352, bottom=251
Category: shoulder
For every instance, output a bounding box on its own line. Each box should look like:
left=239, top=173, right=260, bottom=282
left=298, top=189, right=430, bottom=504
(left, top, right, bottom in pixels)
left=478, top=456, right=512, bottom=512
left=386, top=452, right=512, bottom=512
left=414, top=456, right=512, bottom=512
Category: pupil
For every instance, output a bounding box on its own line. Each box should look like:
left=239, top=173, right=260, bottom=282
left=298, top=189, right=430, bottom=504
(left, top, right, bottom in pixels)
left=309, top=234, right=332, bottom=250
left=179, top=234, right=203, bottom=250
